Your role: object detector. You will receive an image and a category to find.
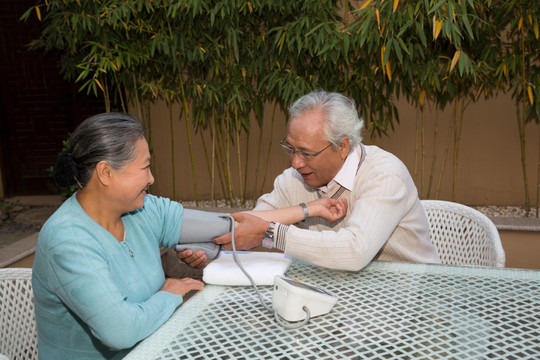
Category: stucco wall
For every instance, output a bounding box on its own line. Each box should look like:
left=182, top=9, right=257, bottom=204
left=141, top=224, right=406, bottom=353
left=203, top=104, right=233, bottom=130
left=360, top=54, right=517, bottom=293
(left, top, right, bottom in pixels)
left=140, top=91, right=539, bottom=208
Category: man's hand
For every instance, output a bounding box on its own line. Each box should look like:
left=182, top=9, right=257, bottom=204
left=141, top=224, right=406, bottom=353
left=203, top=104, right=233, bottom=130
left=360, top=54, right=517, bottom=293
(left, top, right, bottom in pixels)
left=213, top=212, right=270, bottom=251
left=176, top=249, right=207, bottom=268
left=307, top=197, right=348, bottom=223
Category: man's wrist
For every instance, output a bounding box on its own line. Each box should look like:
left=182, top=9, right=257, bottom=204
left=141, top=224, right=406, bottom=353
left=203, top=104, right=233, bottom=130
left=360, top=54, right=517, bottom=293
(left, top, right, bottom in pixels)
left=262, top=221, right=276, bottom=249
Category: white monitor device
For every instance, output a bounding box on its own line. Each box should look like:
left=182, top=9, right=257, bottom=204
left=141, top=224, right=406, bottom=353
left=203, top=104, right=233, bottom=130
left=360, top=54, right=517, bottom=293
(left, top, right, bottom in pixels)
left=272, top=275, right=337, bottom=322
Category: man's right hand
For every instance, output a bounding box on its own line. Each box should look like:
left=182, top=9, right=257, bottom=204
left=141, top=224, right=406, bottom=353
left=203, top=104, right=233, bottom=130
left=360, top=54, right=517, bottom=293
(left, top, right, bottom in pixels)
left=213, top=212, right=270, bottom=251
left=176, top=249, right=207, bottom=269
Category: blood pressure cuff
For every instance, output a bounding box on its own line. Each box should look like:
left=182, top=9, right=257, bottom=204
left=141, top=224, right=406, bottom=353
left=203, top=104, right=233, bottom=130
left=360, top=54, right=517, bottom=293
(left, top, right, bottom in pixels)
left=174, top=209, right=232, bottom=260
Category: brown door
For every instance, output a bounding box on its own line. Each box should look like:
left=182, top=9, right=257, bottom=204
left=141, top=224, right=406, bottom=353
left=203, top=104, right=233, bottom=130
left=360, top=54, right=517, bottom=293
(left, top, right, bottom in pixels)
left=0, top=0, right=105, bottom=196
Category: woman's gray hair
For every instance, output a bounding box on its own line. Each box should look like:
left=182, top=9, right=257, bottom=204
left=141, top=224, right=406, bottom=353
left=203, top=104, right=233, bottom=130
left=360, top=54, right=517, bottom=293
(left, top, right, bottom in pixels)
left=288, top=91, right=364, bottom=151
left=54, top=112, right=145, bottom=189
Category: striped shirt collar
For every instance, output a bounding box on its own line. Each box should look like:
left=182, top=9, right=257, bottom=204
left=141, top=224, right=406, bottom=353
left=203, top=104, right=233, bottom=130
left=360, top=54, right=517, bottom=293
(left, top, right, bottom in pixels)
left=318, top=145, right=361, bottom=194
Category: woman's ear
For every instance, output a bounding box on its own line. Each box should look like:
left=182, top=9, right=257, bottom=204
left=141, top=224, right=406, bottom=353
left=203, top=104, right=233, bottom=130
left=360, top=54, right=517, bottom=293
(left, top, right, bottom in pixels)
left=95, top=161, right=113, bottom=186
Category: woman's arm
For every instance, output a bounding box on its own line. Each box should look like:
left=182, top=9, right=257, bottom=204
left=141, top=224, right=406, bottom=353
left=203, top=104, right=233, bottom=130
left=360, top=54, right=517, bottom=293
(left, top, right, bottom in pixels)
left=244, top=197, right=347, bottom=224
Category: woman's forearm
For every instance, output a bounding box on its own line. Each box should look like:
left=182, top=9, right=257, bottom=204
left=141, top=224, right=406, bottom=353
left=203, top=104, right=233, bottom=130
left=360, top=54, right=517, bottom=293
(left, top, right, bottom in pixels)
left=243, top=204, right=306, bottom=225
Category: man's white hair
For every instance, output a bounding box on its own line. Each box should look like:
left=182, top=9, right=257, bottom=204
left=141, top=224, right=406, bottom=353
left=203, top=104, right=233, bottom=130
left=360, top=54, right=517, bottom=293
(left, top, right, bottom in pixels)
left=288, top=90, right=364, bottom=151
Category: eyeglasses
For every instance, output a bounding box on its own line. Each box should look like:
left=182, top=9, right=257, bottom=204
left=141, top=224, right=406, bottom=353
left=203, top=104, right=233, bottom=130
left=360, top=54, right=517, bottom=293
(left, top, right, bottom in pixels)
left=279, top=137, right=332, bottom=161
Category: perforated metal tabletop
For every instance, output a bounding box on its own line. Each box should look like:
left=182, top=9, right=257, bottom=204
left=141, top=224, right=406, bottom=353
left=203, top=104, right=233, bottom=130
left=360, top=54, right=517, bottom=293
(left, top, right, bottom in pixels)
left=125, top=261, right=539, bottom=359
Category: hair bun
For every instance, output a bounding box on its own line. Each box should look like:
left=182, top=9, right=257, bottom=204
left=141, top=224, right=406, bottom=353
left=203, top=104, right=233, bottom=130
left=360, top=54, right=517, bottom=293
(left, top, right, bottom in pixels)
left=53, top=151, right=79, bottom=188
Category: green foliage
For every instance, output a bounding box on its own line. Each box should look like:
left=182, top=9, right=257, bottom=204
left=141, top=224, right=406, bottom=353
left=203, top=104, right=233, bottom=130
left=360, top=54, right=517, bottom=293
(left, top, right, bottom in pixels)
left=20, top=0, right=539, bottom=204
left=0, top=199, right=22, bottom=219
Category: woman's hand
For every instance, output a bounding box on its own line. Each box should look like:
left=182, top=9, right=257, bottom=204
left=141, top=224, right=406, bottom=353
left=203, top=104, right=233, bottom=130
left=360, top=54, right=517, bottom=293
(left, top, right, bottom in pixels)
left=306, top=198, right=348, bottom=223
left=160, top=277, right=204, bottom=296
left=176, top=249, right=208, bottom=269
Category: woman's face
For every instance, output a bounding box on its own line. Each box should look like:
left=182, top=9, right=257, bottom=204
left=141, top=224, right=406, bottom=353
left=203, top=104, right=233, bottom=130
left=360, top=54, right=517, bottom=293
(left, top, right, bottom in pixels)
left=110, top=137, right=154, bottom=213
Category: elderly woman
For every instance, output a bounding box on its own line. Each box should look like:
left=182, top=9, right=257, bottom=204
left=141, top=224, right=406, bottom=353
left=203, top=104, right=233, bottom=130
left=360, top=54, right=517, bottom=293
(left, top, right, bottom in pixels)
left=32, top=112, right=346, bottom=359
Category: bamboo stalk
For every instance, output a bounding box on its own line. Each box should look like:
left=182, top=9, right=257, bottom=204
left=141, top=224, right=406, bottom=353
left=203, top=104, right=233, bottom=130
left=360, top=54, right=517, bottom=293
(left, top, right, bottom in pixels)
left=179, top=76, right=198, bottom=204
left=113, top=72, right=126, bottom=113
left=421, top=105, right=426, bottom=198
left=253, top=112, right=265, bottom=200
left=199, top=129, right=212, bottom=201
left=258, top=102, right=277, bottom=196
left=426, top=108, right=439, bottom=199
left=536, top=125, right=540, bottom=217
left=436, top=109, right=455, bottom=199
left=103, top=81, right=110, bottom=112
left=516, top=105, right=530, bottom=216
left=145, top=100, right=157, bottom=194
left=132, top=74, right=142, bottom=121
left=209, top=112, right=227, bottom=203
left=215, top=119, right=233, bottom=204
left=242, top=127, right=250, bottom=206
left=234, top=107, right=244, bottom=204
left=518, top=25, right=531, bottom=216
left=168, top=101, right=176, bottom=199
left=225, top=110, right=235, bottom=206
left=414, top=106, right=420, bottom=186
left=452, top=98, right=466, bottom=201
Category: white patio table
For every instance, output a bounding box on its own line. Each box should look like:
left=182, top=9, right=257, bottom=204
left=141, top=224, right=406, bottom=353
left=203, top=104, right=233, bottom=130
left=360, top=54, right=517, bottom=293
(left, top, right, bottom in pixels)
left=125, top=260, right=539, bottom=359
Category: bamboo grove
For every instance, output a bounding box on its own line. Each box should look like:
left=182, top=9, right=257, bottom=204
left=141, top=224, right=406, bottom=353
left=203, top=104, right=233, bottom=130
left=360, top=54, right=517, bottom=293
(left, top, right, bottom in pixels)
left=22, top=0, right=539, bottom=214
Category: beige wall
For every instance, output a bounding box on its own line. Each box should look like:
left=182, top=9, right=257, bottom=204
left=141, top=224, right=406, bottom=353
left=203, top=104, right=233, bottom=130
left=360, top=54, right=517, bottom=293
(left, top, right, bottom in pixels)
left=141, top=91, right=539, bottom=207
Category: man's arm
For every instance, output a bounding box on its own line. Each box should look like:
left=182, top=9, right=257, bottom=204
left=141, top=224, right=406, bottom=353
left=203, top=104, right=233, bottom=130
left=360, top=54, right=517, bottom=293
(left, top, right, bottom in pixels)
left=178, top=198, right=347, bottom=267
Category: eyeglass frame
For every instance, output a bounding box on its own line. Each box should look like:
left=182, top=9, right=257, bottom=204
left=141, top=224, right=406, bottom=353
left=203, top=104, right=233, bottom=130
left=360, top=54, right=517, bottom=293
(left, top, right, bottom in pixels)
left=279, top=137, right=333, bottom=161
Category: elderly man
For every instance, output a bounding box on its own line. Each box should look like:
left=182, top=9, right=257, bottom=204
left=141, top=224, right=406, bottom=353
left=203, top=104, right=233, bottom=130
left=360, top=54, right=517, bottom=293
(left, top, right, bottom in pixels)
left=182, top=90, right=440, bottom=271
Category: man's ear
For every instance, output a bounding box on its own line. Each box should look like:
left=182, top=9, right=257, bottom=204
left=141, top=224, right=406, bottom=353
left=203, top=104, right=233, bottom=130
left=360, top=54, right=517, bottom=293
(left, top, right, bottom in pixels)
left=339, top=137, right=350, bottom=159
left=95, top=160, right=113, bottom=186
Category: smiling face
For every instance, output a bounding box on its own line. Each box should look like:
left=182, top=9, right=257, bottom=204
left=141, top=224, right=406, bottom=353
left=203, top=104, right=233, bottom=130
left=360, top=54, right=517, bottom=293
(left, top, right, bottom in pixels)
left=286, top=108, right=349, bottom=188
left=109, top=137, right=155, bottom=213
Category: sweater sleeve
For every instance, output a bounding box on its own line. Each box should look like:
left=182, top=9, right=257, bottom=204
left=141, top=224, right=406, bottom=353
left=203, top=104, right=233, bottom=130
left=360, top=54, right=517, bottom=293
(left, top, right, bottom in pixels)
left=39, top=225, right=183, bottom=351
left=283, top=170, right=410, bottom=271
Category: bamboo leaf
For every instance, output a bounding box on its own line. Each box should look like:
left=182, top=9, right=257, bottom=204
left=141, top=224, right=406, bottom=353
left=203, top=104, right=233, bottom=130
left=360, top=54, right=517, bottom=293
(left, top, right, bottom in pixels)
left=383, top=39, right=392, bottom=65
left=433, top=16, right=443, bottom=40
left=415, top=21, right=427, bottom=47
left=461, top=13, right=474, bottom=40
left=428, top=0, right=446, bottom=15
left=528, top=86, right=534, bottom=105
left=94, top=78, right=104, bottom=92
left=35, top=6, right=42, bottom=21
left=450, top=49, right=460, bottom=72
left=393, top=38, right=403, bottom=63
left=359, top=0, right=372, bottom=10
left=393, top=0, right=399, bottom=13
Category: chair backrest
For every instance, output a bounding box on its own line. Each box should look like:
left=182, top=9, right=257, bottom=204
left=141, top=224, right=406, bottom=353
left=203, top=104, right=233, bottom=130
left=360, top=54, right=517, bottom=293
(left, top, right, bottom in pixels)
left=0, top=268, right=38, bottom=360
left=421, top=200, right=505, bottom=267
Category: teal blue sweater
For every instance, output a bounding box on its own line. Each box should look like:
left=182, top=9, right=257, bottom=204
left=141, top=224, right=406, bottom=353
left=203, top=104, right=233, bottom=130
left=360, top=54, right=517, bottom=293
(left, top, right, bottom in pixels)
left=32, top=194, right=184, bottom=359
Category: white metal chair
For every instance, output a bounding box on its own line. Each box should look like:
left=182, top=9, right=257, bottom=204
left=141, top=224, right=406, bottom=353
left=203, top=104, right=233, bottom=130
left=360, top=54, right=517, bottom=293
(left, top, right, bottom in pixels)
left=421, top=200, right=505, bottom=267
left=0, top=268, right=38, bottom=360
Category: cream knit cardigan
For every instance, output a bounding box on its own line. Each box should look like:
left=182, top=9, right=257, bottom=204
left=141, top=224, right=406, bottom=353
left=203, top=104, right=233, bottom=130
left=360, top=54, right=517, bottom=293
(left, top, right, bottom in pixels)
left=254, top=145, right=440, bottom=271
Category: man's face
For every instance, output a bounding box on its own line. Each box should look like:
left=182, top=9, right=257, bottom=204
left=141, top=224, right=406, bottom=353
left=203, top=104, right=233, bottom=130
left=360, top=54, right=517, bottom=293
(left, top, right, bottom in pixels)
left=285, top=109, right=349, bottom=188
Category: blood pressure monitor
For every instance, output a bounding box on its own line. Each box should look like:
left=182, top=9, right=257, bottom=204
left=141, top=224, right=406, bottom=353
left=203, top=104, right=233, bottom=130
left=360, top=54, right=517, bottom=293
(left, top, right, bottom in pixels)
left=272, top=275, right=337, bottom=322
